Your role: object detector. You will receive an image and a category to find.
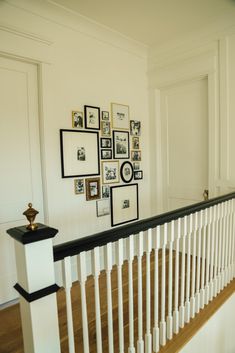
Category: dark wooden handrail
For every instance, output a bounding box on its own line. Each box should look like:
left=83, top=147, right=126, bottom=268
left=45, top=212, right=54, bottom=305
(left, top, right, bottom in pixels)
left=53, top=192, right=235, bottom=262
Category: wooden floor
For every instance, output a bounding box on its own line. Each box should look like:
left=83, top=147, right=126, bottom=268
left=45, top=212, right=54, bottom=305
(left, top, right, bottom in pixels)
left=0, top=252, right=234, bottom=353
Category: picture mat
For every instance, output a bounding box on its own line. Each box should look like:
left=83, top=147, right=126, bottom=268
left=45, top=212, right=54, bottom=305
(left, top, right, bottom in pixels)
left=97, top=199, right=110, bottom=217
left=111, top=103, right=129, bottom=130
left=111, top=184, right=138, bottom=226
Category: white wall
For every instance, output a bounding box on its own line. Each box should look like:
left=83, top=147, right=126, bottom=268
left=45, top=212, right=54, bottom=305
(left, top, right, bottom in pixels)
left=180, top=294, right=235, bottom=353
left=0, top=0, right=151, bottom=245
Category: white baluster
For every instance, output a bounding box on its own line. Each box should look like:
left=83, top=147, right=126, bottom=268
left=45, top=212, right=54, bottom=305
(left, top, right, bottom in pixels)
left=229, top=200, right=235, bottom=280
left=167, top=221, right=174, bottom=340
left=228, top=200, right=233, bottom=282
left=137, top=232, right=144, bottom=353
left=116, top=239, right=124, bottom=353
left=127, top=235, right=135, bottom=353
left=173, top=218, right=180, bottom=334
left=145, top=229, right=152, bottom=353
left=62, top=257, right=75, bottom=353
left=153, top=227, right=160, bottom=352
left=190, top=213, right=197, bottom=318
left=179, top=216, right=187, bottom=328
left=185, top=214, right=192, bottom=323
left=221, top=203, right=226, bottom=290
left=91, top=247, right=102, bottom=353
left=209, top=206, right=216, bottom=301
left=217, top=203, right=223, bottom=293
left=77, top=252, right=90, bottom=353
left=205, top=207, right=212, bottom=305
left=160, top=223, right=167, bottom=346
left=104, top=243, right=114, bottom=353
left=200, top=209, right=207, bottom=308
left=232, top=200, right=235, bottom=278
left=224, top=202, right=229, bottom=285
left=213, top=205, right=219, bottom=297
left=195, top=211, right=202, bottom=313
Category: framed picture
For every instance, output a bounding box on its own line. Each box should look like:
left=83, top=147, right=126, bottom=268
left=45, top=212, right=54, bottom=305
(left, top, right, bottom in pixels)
left=101, top=149, right=112, bottom=160
left=74, top=178, right=84, bottom=194
left=72, top=111, right=83, bottom=129
left=134, top=170, right=143, bottom=180
left=131, top=150, right=141, bottom=161
left=113, top=130, right=130, bottom=159
left=120, top=161, right=134, bottom=183
left=85, top=177, right=100, bottom=201
left=101, top=121, right=111, bottom=137
left=96, top=199, right=110, bottom=217
left=60, top=129, right=100, bottom=178
left=111, top=103, right=129, bottom=130
left=133, top=162, right=140, bottom=170
left=102, top=111, right=109, bottom=121
left=84, top=105, right=100, bottom=130
left=102, top=185, right=110, bottom=198
left=100, top=138, right=112, bottom=148
left=130, top=120, right=141, bottom=136
left=102, top=160, right=119, bottom=184
left=110, top=184, right=139, bottom=226
left=132, top=136, right=140, bottom=149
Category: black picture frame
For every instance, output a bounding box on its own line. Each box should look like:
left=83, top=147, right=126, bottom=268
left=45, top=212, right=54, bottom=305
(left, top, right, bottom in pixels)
left=100, top=138, right=112, bottom=148
left=101, top=149, right=112, bottom=160
left=113, top=130, right=130, bottom=159
left=120, top=161, right=134, bottom=183
left=84, top=105, right=100, bottom=130
left=134, top=170, right=143, bottom=180
left=60, top=129, right=100, bottom=178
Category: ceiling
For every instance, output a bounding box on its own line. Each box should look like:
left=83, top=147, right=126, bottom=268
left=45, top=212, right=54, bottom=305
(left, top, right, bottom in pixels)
left=51, top=0, right=235, bottom=46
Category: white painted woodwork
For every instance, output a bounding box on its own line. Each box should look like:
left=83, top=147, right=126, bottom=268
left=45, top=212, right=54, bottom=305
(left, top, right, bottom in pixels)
left=179, top=216, right=187, bottom=328
left=153, top=227, right=160, bottom=352
left=217, top=204, right=223, bottom=293
left=173, top=219, right=180, bottom=334
left=195, top=211, right=202, bottom=313
left=185, top=215, right=192, bottom=323
left=145, top=229, right=152, bottom=353
left=167, top=221, right=174, bottom=340
left=137, top=232, right=144, bottom=353
left=200, top=209, right=207, bottom=308
left=104, top=243, right=114, bottom=353
left=190, top=213, right=197, bottom=318
left=209, top=207, right=216, bottom=300
left=220, top=203, right=226, bottom=290
left=116, top=239, right=124, bottom=353
left=160, top=224, right=167, bottom=346
left=127, top=235, right=135, bottom=353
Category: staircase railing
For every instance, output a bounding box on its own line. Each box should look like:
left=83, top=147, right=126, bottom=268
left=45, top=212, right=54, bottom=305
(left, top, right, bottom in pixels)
left=7, top=192, right=235, bottom=353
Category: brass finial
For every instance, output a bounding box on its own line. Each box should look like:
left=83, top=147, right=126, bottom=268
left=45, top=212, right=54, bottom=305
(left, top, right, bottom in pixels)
left=23, top=203, right=39, bottom=231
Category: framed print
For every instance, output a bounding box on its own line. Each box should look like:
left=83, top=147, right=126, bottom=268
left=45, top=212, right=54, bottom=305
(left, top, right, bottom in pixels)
left=101, top=138, right=111, bottom=148
left=102, top=160, right=119, bottom=184
left=132, top=136, right=140, bottom=149
left=134, top=170, right=143, bottom=180
left=72, top=111, right=83, bottom=129
left=113, top=130, right=130, bottom=159
left=131, top=150, right=141, bottom=161
left=120, top=161, right=134, bottom=183
left=101, top=121, right=111, bottom=137
left=60, top=129, right=100, bottom=178
left=96, top=199, right=110, bottom=217
left=101, top=149, right=112, bottom=160
left=133, top=162, right=140, bottom=170
left=85, top=177, right=100, bottom=201
left=110, top=184, right=139, bottom=226
left=130, top=120, right=141, bottom=136
left=74, top=178, right=84, bottom=194
left=84, top=105, right=100, bottom=130
left=111, top=103, right=129, bottom=130
left=102, top=185, right=110, bottom=198
left=102, top=111, right=109, bottom=121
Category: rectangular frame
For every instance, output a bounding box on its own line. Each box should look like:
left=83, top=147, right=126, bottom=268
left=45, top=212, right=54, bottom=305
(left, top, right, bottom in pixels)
left=96, top=199, right=110, bottom=217
left=60, top=129, right=100, bottom=178
left=110, top=184, right=139, bottom=226
left=102, top=160, right=120, bottom=184
left=134, top=170, right=143, bottom=180
left=101, top=149, right=112, bottom=160
left=84, top=105, right=100, bottom=130
left=100, top=138, right=112, bottom=148
left=113, top=130, right=130, bottom=159
left=85, top=177, right=101, bottom=201
left=111, top=102, right=129, bottom=130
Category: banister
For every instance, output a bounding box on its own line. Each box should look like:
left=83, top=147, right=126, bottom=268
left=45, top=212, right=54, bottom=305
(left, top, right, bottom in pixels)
left=53, top=192, right=235, bottom=262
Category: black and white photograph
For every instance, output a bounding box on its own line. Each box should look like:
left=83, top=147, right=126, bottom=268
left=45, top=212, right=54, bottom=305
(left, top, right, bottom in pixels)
left=101, top=138, right=112, bottom=148
left=122, top=199, right=130, bottom=209
left=101, top=121, right=111, bottom=137
left=102, top=185, right=110, bottom=198
left=72, top=111, right=83, bottom=128
left=113, top=130, right=130, bottom=159
left=77, top=147, right=85, bottom=161
left=74, top=179, right=84, bottom=194
left=96, top=199, right=110, bottom=217
left=84, top=105, right=100, bottom=130
left=102, top=160, right=119, bottom=184
left=132, top=136, right=140, bottom=149
left=130, top=120, right=141, bottom=136
left=133, top=162, right=140, bottom=170
left=85, top=177, right=100, bottom=200
left=120, top=161, right=134, bottom=183
left=131, top=150, right=141, bottom=161
left=111, top=103, right=129, bottom=130
left=134, top=170, right=143, bottom=180
left=101, top=149, right=112, bottom=160
left=102, top=111, right=109, bottom=121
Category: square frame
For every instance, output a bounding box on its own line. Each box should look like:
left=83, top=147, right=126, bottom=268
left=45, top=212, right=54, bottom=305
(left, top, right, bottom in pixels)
left=110, top=184, right=139, bottom=226
left=84, top=105, right=100, bottom=130
left=131, top=150, right=141, bottom=161
left=85, top=177, right=101, bottom=201
left=111, top=102, right=130, bottom=130
left=102, top=160, right=120, bottom=184
left=100, top=138, right=112, bottom=148
left=113, top=130, right=130, bottom=159
left=101, top=149, right=112, bottom=160
left=134, top=170, right=143, bottom=180
left=60, top=129, right=100, bottom=178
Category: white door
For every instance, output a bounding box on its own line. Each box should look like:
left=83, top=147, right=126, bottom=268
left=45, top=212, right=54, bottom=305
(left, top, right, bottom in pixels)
left=161, top=77, right=208, bottom=211
left=0, top=56, right=44, bottom=304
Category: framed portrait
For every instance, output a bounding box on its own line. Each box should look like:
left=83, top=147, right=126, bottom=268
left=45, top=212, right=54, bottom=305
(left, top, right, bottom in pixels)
left=101, top=149, right=112, bottom=160
left=110, top=184, right=139, bottom=226
left=100, top=138, right=112, bottom=148
left=74, top=178, right=84, bottom=194
left=111, top=103, right=129, bottom=130
left=101, top=121, right=111, bottom=137
left=102, top=111, right=109, bottom=121
left=60, top=129, right=100, bottom=178
left=133, top=162, right=140, bottom=170
left=113, top=130, right=130, bottom=159
left=84, top=105, right=100, bottom=130
left=120, top=161, right=134, bottom=183
left=85, top=177, right=100, bottom=201
left=132, top=136, right=140, bottom=149
left=96, top=199, right=110, bottom=217
left=130, top=120, right=141, bottom=136
left=72, top=111, right=83, bottom=129
left=102, top=185, right=110, bottom=198
left=102, top=160, right=119, bottom=184
left=134, top=170, right=143, bottom=180
left=131, top=150, right=141, bottom=162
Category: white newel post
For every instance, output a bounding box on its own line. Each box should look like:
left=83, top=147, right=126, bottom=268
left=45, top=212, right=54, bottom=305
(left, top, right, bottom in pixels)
left=7, top=223, right=61, bottom=353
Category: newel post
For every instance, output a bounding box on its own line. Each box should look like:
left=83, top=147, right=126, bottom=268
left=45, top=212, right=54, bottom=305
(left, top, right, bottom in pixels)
left=7, top=209, right=61, bottom=353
